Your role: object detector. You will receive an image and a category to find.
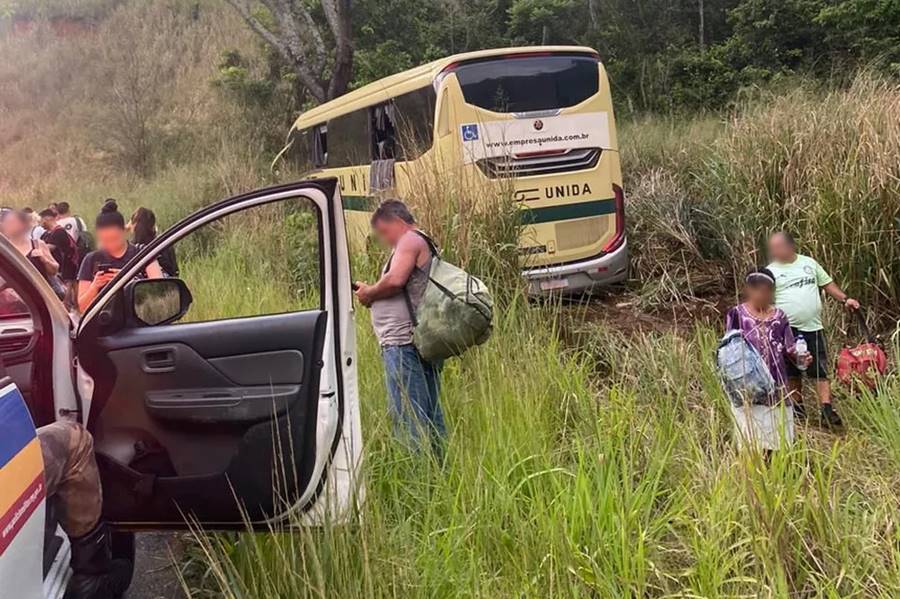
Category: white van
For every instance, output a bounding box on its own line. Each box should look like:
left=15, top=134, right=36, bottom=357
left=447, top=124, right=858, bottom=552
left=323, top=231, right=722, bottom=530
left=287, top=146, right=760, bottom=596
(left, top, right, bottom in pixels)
left=0, top=180, right=362, bottom=599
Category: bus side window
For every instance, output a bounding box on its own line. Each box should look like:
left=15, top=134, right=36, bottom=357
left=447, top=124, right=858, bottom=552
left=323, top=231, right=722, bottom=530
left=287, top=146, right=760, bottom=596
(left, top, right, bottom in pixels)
left=329, top=109, right=369, bottom=167
left=371, top=103, right=397, bottom=160
left=287, top=129, right=312, bottom=172
left=313, top=124, right=327, bottom=166
left=394, top=86, right=437, bottom=159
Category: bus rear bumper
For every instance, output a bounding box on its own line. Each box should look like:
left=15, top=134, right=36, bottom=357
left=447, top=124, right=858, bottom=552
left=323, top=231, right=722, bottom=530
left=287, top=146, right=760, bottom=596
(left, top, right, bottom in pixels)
left=523, top=240, right=629, bottom=296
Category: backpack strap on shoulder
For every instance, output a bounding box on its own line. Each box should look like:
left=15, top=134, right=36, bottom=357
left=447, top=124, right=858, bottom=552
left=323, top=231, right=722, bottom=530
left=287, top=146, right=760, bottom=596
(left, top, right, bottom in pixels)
left=384, top=230, right=437, bottom=328
left=383, top=250, right=419, bottom=328
left=413, top=230, right=440, bottom=259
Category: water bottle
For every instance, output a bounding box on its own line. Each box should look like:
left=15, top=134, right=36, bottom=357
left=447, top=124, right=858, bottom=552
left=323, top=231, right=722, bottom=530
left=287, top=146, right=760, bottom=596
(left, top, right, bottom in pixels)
left=795, top=335, right=808, bottom=371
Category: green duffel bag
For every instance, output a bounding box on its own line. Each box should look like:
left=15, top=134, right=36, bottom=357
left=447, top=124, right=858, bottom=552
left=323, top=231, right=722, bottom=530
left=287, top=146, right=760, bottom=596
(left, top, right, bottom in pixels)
left=406, top=232, right=493, bottom=362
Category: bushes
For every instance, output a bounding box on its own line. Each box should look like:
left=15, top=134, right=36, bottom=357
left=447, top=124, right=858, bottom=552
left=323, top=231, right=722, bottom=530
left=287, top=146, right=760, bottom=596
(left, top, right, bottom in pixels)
left=624, top=75, right=900, bottom=317
left=708, top=76, right=900, bottom=311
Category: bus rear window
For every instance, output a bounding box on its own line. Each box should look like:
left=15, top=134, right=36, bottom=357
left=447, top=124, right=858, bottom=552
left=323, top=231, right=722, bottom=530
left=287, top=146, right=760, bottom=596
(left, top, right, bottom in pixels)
left=453, top=55, right=599, bottom=113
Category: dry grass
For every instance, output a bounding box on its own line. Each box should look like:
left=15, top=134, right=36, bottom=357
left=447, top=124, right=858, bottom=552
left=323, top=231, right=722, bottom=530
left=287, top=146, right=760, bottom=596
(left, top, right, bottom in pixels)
left=0, top=2, right=262, bottom=197
left=623, top=76, right=900, bottom=317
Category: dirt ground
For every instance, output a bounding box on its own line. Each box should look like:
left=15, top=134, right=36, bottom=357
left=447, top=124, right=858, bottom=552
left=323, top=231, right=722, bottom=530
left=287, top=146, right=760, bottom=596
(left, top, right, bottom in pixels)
left=126, top=534, right=185, bottom=599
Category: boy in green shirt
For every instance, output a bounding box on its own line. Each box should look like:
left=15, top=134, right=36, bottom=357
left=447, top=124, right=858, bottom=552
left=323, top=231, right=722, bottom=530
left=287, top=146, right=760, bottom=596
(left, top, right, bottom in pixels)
left=767, top=232, right=860, bottom=427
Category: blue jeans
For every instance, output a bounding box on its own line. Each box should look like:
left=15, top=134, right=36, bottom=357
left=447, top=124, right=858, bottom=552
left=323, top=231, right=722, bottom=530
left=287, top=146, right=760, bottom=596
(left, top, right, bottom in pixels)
left=382, top=344, right=445, bottom=452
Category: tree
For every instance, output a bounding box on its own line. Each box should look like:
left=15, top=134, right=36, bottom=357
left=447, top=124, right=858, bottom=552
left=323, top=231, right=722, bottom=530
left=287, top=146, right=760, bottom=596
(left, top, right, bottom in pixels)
left=508, top=0, right=585, bottom=45
left=223, top=0, right=352, bottom=103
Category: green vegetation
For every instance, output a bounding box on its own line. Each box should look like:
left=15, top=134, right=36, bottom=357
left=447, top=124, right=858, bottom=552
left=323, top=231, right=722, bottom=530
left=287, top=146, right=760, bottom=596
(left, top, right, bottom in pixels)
left=624, top=76, right=900, bottom=314
left=181, top=273, right=900, bottom=597
left=126, top=164, right=894, bottom=596
left=48, top=81, right=892, bottom=597
left=2, top=1, right=900, bottom=597
left=221, top=0, right=900, bottom=112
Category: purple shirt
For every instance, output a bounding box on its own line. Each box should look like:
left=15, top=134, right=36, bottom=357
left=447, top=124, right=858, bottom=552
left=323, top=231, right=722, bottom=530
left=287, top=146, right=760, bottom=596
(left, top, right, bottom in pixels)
left=726, top=304, right=796, bottom=390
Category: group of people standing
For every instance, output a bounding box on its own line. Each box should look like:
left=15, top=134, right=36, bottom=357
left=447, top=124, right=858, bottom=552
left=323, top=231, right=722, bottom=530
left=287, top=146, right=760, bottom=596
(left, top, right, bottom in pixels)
left=726, top=232, right=860, bottom=452
left=0, top=199, right=180, bottom=598
left=1, top=199, right=177, bottom=313
left=357, top=203, right=862, bottom=459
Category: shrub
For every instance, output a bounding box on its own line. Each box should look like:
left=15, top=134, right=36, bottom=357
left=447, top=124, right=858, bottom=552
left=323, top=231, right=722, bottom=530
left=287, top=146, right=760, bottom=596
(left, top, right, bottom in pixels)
left=623, top=75, right=900, bottom=317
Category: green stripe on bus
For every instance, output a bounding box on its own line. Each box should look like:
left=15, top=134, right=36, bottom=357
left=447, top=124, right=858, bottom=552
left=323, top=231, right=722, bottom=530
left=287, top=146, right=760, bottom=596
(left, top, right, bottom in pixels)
left=341, top=196, right=616, bottom=224
left=519, top=198, right=616, bottom=225
left=343, top=195, right=374, bottom=211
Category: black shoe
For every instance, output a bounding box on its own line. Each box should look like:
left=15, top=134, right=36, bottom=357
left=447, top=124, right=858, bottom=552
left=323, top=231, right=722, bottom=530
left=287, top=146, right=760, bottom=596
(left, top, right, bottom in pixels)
left=792, top=402, right=808, bottom=421
left=821, top=404, right=844, bottom=429
left=64, top=523, right=133, bottom=599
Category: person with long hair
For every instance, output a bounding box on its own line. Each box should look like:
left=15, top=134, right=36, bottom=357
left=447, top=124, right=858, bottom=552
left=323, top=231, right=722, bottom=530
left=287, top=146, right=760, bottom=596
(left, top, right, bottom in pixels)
left=129, top=206, right=178, bottom=277
left=77, top=200, right=162, bottom=313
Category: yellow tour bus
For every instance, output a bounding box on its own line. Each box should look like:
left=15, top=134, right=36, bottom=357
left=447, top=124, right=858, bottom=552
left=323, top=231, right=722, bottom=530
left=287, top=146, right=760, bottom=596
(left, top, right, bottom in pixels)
left=282, top=46, right=627, bottom=294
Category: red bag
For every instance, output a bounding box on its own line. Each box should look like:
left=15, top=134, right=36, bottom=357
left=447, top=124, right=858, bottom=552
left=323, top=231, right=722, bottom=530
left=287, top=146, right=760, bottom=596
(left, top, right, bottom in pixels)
left=836, top=311, right=888, bottom=389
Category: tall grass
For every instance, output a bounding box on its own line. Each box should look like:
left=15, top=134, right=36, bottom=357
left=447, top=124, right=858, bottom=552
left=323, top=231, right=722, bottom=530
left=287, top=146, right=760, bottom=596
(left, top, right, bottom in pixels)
left=623, top=76, right=900, bottom=316
left=3, top=18, right=898, bottom=593
left=182, top=300, right=900, bottom=597
left=159, top=112, right=900, bottom=597
left=709, top=77, right=900, bottom=310
left=395, top=152, right=524, bottom=297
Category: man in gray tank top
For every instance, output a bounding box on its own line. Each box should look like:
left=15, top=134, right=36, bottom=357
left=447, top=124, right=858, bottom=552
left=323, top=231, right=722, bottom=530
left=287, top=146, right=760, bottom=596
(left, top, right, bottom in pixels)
left=354, top=200, right=445, bottom=453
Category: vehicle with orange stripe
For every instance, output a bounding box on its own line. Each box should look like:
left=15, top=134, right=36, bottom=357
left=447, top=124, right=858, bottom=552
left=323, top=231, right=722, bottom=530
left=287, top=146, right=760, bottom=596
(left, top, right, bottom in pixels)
left=0, top=381, right=60, bottom=598
left=0, top=179, right=361, bottom=598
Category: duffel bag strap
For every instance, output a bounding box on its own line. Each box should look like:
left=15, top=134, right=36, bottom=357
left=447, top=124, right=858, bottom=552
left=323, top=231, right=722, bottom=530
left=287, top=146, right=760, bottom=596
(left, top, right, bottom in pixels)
left=853, top=309, right=875, bottom=343
left=413, top=230, right=441, bottom=259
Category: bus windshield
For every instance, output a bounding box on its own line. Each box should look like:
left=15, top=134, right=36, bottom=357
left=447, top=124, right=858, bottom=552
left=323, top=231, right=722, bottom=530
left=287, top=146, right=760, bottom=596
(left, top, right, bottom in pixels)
left=453, top=54, right=599, bottom=113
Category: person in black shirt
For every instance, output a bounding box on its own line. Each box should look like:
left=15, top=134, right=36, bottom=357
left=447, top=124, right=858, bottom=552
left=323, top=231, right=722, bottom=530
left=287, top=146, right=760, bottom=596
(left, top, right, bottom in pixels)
left=39, top=208, right=78, bottom=283
left=129, top=207, right=178, bottom=277
left=77, top=200, right=163, bottom=313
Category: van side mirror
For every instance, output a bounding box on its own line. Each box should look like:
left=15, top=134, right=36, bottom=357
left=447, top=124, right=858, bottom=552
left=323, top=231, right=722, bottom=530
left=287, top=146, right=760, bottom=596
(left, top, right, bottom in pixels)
left=129, top=279, right=192, bottom=326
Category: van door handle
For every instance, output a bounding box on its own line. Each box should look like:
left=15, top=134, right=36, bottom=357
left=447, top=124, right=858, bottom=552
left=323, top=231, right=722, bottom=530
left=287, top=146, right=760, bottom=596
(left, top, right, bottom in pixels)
left=142, top=348, right=176, bottom=373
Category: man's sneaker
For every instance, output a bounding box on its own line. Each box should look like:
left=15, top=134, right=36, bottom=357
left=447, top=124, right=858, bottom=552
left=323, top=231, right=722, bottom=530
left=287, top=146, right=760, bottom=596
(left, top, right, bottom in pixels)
left=821, top=404, right=844, bottom=429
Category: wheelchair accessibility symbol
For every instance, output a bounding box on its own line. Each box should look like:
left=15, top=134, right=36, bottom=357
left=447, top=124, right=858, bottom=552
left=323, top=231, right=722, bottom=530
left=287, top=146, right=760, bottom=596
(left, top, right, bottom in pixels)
left=461, top=124, right=479, bottom=141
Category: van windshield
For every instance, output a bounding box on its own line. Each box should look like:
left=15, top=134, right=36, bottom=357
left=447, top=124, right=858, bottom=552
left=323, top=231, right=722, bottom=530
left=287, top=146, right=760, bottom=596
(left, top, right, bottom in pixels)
left=454, top=54, right=599, bottom=113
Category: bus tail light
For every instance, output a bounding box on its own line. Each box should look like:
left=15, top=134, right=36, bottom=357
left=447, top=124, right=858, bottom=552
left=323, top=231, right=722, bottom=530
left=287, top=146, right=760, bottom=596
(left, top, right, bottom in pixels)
left=602, top=184, right=625, bottom=254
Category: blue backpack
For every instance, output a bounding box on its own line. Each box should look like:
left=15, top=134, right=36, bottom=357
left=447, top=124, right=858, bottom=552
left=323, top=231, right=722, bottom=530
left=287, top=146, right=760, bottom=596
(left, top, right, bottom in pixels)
left=716, top=329, right=776, bottom=408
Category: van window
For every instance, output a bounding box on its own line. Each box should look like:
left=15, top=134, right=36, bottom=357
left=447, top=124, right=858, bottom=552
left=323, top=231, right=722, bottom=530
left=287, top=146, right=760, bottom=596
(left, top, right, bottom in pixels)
left=454, top=55, right=599, bottom=113
left=0, top=277, right=29, bottom=320
left=152, top=200, right=322, bottom=324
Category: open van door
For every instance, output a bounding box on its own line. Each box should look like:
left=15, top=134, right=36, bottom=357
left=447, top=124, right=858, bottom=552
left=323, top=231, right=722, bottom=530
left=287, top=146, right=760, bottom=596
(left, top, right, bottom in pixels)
left=75, top=179, right=361, bottom=527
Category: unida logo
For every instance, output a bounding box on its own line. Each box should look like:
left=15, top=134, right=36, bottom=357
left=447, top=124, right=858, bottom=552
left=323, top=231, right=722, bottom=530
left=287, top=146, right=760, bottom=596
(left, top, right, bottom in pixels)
left=533, top=119, right=544, bottom=131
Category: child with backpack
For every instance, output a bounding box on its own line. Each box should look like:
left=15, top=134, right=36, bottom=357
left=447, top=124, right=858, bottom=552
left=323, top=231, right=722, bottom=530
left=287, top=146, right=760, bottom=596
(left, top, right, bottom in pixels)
left=723, top=268, right=811, bottom=451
